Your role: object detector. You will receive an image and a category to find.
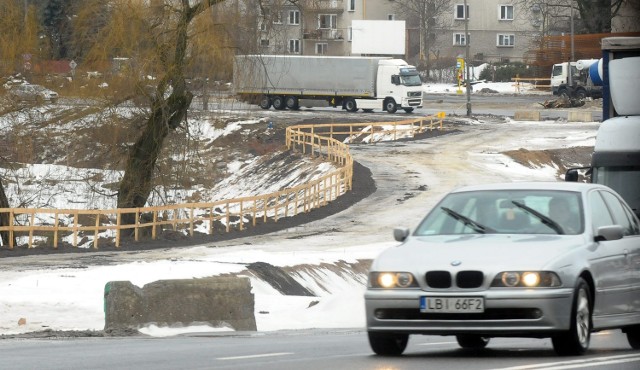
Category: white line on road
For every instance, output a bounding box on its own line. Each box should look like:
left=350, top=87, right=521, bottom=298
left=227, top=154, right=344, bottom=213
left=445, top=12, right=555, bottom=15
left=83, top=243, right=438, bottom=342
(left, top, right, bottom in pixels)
left=217, top=352, right=294, bottom=361
left=492, top=353, right=640, bottom=370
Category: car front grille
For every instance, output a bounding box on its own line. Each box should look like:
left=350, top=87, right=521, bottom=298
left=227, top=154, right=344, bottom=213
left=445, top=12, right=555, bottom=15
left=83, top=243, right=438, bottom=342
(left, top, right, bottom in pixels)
left=374, top=308, right=542, bottom=321
left=425, top=270, right=484, bottom=289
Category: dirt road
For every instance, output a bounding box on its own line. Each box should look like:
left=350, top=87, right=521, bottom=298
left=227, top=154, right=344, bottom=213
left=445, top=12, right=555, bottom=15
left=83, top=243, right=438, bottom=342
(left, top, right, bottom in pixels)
left=0, top=113, right=600, bottom=268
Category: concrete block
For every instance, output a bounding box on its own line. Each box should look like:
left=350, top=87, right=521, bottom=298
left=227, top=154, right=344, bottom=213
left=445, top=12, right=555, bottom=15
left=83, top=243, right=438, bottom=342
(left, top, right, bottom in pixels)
left=104, top=277, right=256, bottom=335
left=514, top=111, right=541, bottom=121
left=567, top=111, right=593, bottom=122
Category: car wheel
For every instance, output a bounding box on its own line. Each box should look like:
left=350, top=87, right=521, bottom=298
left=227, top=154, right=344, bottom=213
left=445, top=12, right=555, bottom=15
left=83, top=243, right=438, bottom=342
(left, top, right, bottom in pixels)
left=385, top=99, right=397, bottom=113
left=272, top=96, right=286, bottom=110
left=285, top=96, right=299, bottom=110
left=367, top=332, right=408, bottom=356
left=344, top=98, right=358, bottom=112
left=456, top=335, right=490, bottom=349
left=552, top=278, right=591, bottom=356
left=625, top=325, right=640, bottom=349
left=259, top=95, right=271, bottom=109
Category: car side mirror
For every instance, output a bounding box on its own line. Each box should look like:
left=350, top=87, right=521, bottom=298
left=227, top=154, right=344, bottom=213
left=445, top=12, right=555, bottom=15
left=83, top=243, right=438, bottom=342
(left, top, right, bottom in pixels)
left=391, top=75, right=400, bottom=85
left=595, top=225, right=624, bottom=242
left=565, top=169, right=579, bottom=182
left=393, top=227, right=410, bottom=242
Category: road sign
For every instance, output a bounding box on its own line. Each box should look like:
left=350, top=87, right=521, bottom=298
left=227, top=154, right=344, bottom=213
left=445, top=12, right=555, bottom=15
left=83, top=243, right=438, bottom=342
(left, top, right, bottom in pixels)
left=69, top=60, right=77, bottom=69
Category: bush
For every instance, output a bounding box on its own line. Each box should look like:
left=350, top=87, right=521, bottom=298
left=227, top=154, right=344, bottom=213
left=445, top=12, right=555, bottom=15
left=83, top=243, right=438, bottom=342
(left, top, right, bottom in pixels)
left=479, top=62, right=531, bottom=82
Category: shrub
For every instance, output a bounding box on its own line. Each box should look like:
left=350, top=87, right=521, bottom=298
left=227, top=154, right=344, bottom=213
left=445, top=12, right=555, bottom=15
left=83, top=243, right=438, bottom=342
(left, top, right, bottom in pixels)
left=479, top=62, right=531, bottom=82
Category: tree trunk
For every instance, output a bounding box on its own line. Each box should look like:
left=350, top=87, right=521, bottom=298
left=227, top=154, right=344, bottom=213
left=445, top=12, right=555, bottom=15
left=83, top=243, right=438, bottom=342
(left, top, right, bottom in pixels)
left=0, top=176, right=13, bottom=247
left=116, top=91, right=193, bottom=229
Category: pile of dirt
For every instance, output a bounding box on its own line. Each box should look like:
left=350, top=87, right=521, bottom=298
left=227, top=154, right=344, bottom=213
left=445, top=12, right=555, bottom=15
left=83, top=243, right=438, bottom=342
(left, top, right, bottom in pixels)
left=504, top=146, right=593, bottom=177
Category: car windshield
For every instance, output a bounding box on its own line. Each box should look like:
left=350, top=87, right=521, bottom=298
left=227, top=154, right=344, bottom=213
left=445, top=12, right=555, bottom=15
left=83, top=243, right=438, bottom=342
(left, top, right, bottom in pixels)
left=414, top=190, right=584, bottom=236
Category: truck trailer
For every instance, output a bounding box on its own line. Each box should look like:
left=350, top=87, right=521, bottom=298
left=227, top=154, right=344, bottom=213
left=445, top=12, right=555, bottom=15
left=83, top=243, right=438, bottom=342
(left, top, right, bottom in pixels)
left=233, top=55, right=423, bottom=113
left=566, top=37, right=640, bottom=217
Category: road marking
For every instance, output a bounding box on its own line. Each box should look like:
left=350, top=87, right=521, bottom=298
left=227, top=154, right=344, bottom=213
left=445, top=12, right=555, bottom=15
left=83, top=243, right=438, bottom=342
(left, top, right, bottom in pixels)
left=493, top=353, right=640, bottom=370
left=217, top=352, right=294, bottom=361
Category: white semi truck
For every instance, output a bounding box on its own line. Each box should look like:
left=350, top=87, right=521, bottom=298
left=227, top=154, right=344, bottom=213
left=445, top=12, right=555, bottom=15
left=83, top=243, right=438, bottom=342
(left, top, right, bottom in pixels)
left=233, top=55, right=423, bottom=113
left=566, top=37, right=640, bottom=217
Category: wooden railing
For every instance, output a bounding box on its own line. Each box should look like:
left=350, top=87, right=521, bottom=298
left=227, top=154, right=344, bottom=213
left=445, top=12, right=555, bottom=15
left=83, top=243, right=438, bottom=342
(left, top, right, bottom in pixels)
left=0, top=114, right=445, bottom=250
left=511, top=76, right=552, bottom=93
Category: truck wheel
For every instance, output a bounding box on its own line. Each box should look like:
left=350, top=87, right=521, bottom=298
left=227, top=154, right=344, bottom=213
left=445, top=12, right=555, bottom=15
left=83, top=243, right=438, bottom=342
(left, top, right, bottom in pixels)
left=259, top=96, right=272, bottom=109
left=575, top=89, right=587, bottom=100
left=272, top=96, right=286, bottom=110
left=285, top=96, right=299, bottom=110
left=344, top=98, right=358, bottom=112
left=385, top=99, right=397, bottom=113
left=558, top=88, right=569, bottom=99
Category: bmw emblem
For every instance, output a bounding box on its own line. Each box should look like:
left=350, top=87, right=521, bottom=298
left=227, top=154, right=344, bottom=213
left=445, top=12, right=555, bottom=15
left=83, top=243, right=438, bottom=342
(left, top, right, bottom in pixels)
left=451, top=260, right=462, bottom=266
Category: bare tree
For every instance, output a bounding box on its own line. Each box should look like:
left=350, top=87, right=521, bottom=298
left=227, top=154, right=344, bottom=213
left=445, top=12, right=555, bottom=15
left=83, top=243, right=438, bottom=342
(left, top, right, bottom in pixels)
left=392, top=0, right=451, bottom=80
left=0, top=174, right=12, bottom=247
left=515, top=0, right=630, bottom=35
left=80, top=0, right=228, bottom=228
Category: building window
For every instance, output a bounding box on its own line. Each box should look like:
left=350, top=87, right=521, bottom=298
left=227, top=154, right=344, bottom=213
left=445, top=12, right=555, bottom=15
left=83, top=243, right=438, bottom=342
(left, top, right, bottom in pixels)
left=289, top=10, right=300, bottom=25
left=497, top=34, right=515, bottom=47
left=453, top=33, right=470, bottom=46
left=316, top=43, right=328, bottom=55
left=348, top=0, right=355, bottom=11
left=273, top=11, right=282, bottom=24
left=319, top=14, right=337, bottom=29
left=289, top=39, right=300, bottom=53
left=388, top=14, right=395, bottom=21
left=260, top=39, right=269, bottom=47
left=455, top=4, right=469, bottom=19
left=499, top=5, right=514, bottom=20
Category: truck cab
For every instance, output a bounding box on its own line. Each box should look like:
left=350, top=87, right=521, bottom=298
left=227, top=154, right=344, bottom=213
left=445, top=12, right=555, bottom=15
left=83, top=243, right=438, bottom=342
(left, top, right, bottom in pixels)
left=370, top=60, right=423, bottom=113
left=565, top=37, right=640, bottom=218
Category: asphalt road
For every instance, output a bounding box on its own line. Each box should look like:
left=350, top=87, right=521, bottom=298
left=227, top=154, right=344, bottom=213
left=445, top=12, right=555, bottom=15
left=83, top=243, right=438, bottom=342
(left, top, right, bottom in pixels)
left=1, top=329, right=639, bottom=370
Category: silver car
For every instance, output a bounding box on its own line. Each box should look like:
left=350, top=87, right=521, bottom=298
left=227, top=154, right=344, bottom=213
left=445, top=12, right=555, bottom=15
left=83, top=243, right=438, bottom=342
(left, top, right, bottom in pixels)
left=365, top=182, right=640, bottom=356
left=7, top=83, right=58, bottom=104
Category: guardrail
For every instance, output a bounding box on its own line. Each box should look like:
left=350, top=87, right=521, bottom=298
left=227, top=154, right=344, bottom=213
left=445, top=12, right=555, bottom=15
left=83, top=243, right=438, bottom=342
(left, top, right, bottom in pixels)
left=0, top=114, right=445, bottom=250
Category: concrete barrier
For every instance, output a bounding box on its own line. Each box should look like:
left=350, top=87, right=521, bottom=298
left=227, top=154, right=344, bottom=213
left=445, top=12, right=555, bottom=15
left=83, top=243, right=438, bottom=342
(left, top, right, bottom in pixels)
left=567, top=111, right=593, bottom=122
left=104, top=277, right=256, bottom=335
left=514, top=111, right=541, bottom=121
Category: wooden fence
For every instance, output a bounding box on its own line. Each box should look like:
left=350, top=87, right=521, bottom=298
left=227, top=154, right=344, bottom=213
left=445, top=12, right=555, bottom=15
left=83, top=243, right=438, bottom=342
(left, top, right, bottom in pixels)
left=0, top=114, right=444, bottom=250
left=512, top=76, right=552, bottom=93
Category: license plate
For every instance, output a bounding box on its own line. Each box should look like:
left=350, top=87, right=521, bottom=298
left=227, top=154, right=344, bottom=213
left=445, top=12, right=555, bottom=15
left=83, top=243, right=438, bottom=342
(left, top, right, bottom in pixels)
left=420, top=297, right=484, bottom=313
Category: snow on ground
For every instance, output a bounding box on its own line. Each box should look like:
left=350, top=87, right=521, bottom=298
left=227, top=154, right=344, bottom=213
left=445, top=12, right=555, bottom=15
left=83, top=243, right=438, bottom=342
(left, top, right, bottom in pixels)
left=0, top=92, right=598, bottom=337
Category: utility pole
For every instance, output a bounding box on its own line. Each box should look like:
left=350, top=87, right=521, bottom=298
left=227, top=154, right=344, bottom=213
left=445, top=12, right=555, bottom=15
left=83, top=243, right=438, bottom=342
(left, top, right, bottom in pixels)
left=464, top=0, right=471, bottom=116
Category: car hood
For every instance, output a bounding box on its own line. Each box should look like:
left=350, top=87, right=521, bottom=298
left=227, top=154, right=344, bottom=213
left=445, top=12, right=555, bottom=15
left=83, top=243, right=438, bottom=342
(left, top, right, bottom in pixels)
left=372, top=234, right=588, bottom=271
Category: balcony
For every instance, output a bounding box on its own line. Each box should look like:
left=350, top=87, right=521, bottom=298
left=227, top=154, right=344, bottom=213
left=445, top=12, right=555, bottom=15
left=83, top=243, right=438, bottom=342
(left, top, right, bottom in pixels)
left=306, top=0, right=344, bottom=13
left=303, top=28, right=344, bottom=40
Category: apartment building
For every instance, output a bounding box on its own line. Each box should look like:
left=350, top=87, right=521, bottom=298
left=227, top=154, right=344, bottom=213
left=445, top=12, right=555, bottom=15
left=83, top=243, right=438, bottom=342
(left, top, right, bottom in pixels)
left=257, top=0, right=538, bottom=63
left=441, top=1, right=539, bottom=63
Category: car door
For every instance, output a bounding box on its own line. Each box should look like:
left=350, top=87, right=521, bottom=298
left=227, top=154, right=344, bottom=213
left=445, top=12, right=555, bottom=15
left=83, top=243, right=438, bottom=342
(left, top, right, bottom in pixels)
left=587, top=190, right=629, bottom=318
left=599, top=190, right=640, bottom=317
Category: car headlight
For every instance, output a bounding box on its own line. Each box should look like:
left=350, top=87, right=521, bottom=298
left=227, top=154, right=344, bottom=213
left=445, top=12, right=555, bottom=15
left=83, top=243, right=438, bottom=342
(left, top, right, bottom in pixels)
left=491, top=271, right=561, bottom=288
left=369, top=272, right=418, bottom=289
